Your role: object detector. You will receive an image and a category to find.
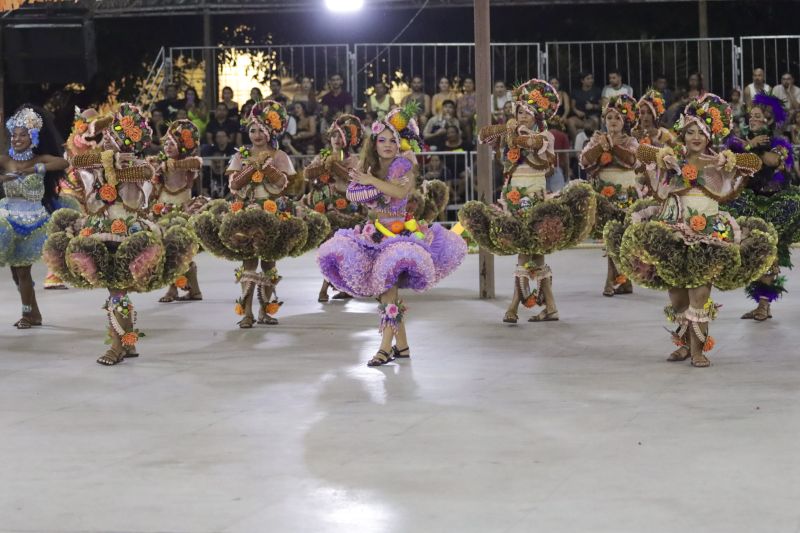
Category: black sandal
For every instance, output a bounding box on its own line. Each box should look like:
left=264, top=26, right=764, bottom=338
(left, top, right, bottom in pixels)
left=367, top=349, right=394, bottom=367
left=97, top=349, right=125, bottom=366
left=392, top=346, right=410, bottom=359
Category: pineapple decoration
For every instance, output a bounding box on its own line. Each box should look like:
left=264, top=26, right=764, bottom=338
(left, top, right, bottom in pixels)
left=386, top=101, right=423, bottom=153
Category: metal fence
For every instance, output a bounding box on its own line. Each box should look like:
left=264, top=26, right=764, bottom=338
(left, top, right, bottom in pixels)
left=544, top=38, right=737, bottom=98
left=739, top=35, right=800, bottom=92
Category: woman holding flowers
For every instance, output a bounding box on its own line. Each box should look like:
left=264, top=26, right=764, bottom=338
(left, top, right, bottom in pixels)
left=608, top=94, right=775, bottom=367
left=317, top=107, right=466, bottom=367
left=459, top=79, right=596, bottom=324
left=579, top=94, right=640, bottom=296
left=192, top=100, right=329, bottom=328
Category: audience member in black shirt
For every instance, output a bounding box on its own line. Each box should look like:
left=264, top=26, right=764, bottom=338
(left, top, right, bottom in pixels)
left=566, top=73, right=602, bottom=139
left=206, top=102, right=241, bottom=145
left=155, top=84, right=185, bottom=121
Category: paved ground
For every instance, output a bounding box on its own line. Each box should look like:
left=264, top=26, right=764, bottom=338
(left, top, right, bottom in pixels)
left=1, top=249, right=798, bottom=533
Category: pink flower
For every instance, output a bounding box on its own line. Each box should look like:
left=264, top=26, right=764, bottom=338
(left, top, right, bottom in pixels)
left=385, top=304, right=399, bottom=318
left=371, top=122, right=385, bottom=135
left=362, top=223, right=376, bottom=236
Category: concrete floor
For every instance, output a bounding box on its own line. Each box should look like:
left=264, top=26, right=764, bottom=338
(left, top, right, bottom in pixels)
left=1, top=248, right=799, bottom=533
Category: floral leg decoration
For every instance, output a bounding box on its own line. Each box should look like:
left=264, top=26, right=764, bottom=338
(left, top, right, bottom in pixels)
left=524, top=257, right=559, bottom=323
left=176, top=261, right=203, bottom=301
left=742, top=263, right=783, bottom=321
left=98, top=292, right=142, bottom=366
left=256, top=263, right=282, bottom=325
left=684, top=296, right=718, bottom=368
left=665, top=288, right=690, bottom=361
left=368, top=296, right=406, bottom=367
left=504, top=255, right=528, bottom=324
left=604, top=257, right=632, bottom=297
left=234, top=266, right=258, bottom=329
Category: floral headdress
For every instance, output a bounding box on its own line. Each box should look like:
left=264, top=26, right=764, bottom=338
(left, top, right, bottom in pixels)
left=67, top=107, right=109, bottom=155
left=373, top=101, right=422, bottom=153
left=247, top=100, right=289, bottom=140
left=603, top=94, right=638, bottom=130
left=751, top=92, right=787, bottom=128
left=673, top=93, right=732, bottom=145
left=165, top=119, right=199, bottom=157
left=6, top=107, right=43, bottom=159
left=512, top=78, right=561, bottom=121
left=329, top=113, right=363, bottom=150
left=637, top=88, right=667, bottom=121
left=106, top=103, right=153, bottom=154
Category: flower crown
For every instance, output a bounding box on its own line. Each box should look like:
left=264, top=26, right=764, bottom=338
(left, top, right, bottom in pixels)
left=166, top=119, right=200, bottom=156
left=107, top=103, right=153, bottom=153
left=637, top=88, right=667, bottom=120
left=247, top=100, right=289, bottom=137
left=6, top=107, right=43, bottom=147
left=752, top=92, right=787, bottom=127
left=673, top=93, right=732, bottom=144
left=329, top=113, right=363, bottom=149
left=512, top=79, right=560, bottom=121
left=603, top=94, right=639, bottom=127
left=372, top=101, right=422, bottom=153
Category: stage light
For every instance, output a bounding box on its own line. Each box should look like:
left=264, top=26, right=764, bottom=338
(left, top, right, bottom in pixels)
left=325, top=0, right=364, bottom=12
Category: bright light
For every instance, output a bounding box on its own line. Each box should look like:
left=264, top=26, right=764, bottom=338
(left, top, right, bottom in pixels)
left=325, top=0, right=364, bottom=12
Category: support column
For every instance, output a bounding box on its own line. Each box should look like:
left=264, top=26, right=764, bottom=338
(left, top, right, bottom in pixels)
left=698, top=0, right=710, bottom=91
left=474, top=0, right=494, bottom=299
left=202, top=8, right=216, bottom=108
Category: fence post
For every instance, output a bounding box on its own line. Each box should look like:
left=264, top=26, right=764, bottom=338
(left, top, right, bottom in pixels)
left=539, top=48, right=548, bottom=80
left=348, top=48, right=358, bottom=109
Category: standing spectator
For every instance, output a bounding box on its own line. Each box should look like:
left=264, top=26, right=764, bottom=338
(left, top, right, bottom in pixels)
left=491, top=80, right=512, bottom=123
left=320, top=72, right=353, bottom=120
left=206, top=102, right=241, bottom=146
left=367, top=81, right=395, bottom=120
left=744, top=68, right=772, bottom=106
left=601, top=70, right=633, bottom=104
left=549, top=77, right=572, bottom=119
left=269, top=78, right=289, bottom=105
left=292, top=76, right=318, bottom=116
left=402, top=75, right=432, bottom=121
left=432, top=77, right=457, bottom=115
left=201, top=130, right=237, bottom=197
left=566, top=72, right=602, bottom=139
left=771, top=72, right=800, bottom=121
left=184, top=87, right=209, bottom=137
left=729, top=88, right=747, bottom=132
left=457, top=76, right=477, bottom=141
left=221, top=86, right=239, bottom=119
left=155, top=84, right=185, bottom=121
left=423, top=100, right=459, bottom=150
left=653, top=74, right=673, bottom=108
left=288, top=101, right=318, bottom=153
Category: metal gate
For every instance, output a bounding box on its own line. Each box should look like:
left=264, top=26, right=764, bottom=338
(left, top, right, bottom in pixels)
left=739, top=35, right=800, bottom=91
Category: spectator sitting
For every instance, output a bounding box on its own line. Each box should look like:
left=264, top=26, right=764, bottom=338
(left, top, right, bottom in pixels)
left=457, top=76, right=477, bottom=141
left=423, top=154, right=452, bottom=181
left=320, top=72, right=353, bottom=121
left=548, top=121, right=570, bottom=191
left=653, top=74, right=673, bottom=109
left=289, top=101, right=318, bottom=153
left=239, top=101, right=254, bottom=145
left=244, top=87, right=264, bottom=107
left=423, top=99, right=459, bottom=150
left=367, top=81, right=395, bottom=120
left=729, top=88, right=747, bottom=131
left=442, top=124, right=471, bottom=152
left=269, top=78, right=289, bottom=105
left=176, top=108, right=189, bottom=120
left=601, top=70, right=634, bottom=104
left=771, top=72, right=800, bottom=126
left=572, top=117, right=597, bottom=179
left=155, top=83, right=185, bottom=121
left=567, top=72, right=602, bottom=139
left=744, top=67, right=771, bottom=106
left=201, top=130, right=237, bottom=198
left=362, top=111, right=378, bottom=137
left=501, top=100, right=514, bottom=124
left=491, top=80, right=512, bottom=123
left=402, top=75, right=432, bottom=122
left=432, top=76, right=457, bottom=115
left=292, top=76, right=319, bottom=116
left=549, top=77, right=572, bottom=120
left=221, top=86, right=239, bottom=119
left=149, top=109, right=168, bottom=149
left=184, top=86, right=209, bottom=137
left=206, top=102, right=241, bottom=146
left=665, top=72, right=705, bottom=125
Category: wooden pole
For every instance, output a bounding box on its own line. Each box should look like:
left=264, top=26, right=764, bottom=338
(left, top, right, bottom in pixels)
left=202, top=7, right=215, bottom=108
left=474, top=0, right=495, bottom=299
left=698, top=0, right=710, bottom=91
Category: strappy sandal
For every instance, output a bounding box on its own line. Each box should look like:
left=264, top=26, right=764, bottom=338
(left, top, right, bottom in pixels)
left=124, top=347, right=139, bottom=359
left=176, top=292, right=203, bottom=301
left=691, top=353, right=711, bottom=368
left=14, top=316, right=41, bottom=329
left=257, top=314, right=279, bottom=325
left=97, top=349, right=125, bottom=366
left=332, top=292, right=353, bottom=300
left=667, top=346, right=691, bottom=362
left=392, top=346, right=410, bottom=359
left=158, top=295, right=176, bottom=303
left=603, top=287, right=615, bottom=297
left=614, top=285, right=633, bottom=295
left=503, top=311, right=518, bottom=324
left=529, top=310, right=559, bottom=322
left=367, top=349, right=395, bottom=367
left=318, top=292, right=330, bottom=303
left=238, top=315, right=255, bottom=329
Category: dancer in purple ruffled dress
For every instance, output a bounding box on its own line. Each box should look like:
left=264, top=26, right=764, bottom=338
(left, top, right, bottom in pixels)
left=317, top=109, right=467, bottom=367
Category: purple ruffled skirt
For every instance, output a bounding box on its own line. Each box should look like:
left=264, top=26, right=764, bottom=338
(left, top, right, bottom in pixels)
left=317, top=221, right=466, bottom=298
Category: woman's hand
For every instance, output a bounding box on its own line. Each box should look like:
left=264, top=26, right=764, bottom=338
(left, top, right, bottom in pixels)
left=750, top=134, right=770, bottom=148
left=662, top=153, right=681, bottom=173
left=349, top=168, right=375, bottom=186
left=699, top=152, right=727, bottom=170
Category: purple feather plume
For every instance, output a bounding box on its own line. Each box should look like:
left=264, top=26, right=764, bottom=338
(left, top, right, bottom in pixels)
left=771, top=136, right=794, bottom=168
left=753, top=92, right=788, bottom=126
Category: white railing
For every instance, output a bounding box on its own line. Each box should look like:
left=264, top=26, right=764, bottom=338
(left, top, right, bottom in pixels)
left=136, top=47, right=167, bottom=110
left=739, top=35, right=800, bottom=92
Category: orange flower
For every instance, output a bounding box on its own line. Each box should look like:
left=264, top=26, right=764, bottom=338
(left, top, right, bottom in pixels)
left=265, top=302, right=281, bottom=315
left=627, top=111, right=635, bottom=122
left=234, top=303, right=245, bottom=316
left=79, top=227, right=94, bottom=237
left=507, top=147, right=521, bottom=163
left=319, top=174, right=331, bottom=184
left=263, top=199, right=278, bottom=213
left=110, top=219, right=128, bottom=234
left=128, top=126, right=143, bottom=142
left=266, top=110, right=282, bottom=130
left=599, top=151, right=613, bottom=166
left=230, top=201, right=244, bottom=213
left=703, top=335, right=716, bottom=352
left=175, top=275, right=188, bottom=289
left=314, top=201, right=326, bottom=213
left=251, top=170, right=264, bottom=183
left=681, top=163, right=698, bottom=183
left=121, top=331, right=139, bottom=347
left=335, top=198, right=348, bottom=210
left=640, top=137, right=652, bottom=145
left=348, top=124, right=359, bottom=145
left=74, top=120, right=88, bottom=134
left=709, top=107, right=721, bottom=119
left=180, top=129, right=196, bottom=149
left=711, top=119, right=723, bottom=135
left=99, top=184, right=117, bottom=202
left=601, top=185, right=616, bottom=198
left=506, top=189, right=522, bottom=204
left=614, top=274, right=628, bottom=285
left=389, top=220, right=405, bottom=234
left=689, top=214, right=707, bottom=231
left=119, top=116, right=135, bottom=129
left=522, top=294, right=537, bottom=308
left=152, top=203, right=165, bottom=215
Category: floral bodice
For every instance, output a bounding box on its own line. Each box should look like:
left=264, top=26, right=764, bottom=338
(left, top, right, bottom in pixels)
left=226, top=147, right=292, bottom=200
left=346, top=157, right=413, bottom=219
left=579, top=134, right=639, bottom=178
left=304, top=152, right=361, bottom=216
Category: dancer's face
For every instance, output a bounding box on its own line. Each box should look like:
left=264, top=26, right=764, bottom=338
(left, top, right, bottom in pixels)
left=10, top=127, right=32, bottom=152
left=684, top=124, right=708, bottom=154
left=605, top=110, right=624, bottom=134
left=516, top=107, right=535, bottom=128
left=249, top=125, right=268, bottom=147
left=749, top=107, right=767, bottom=131
left=375, top=129, right=399, bottom=159
left=638, top=105, right=655, bottom=129
left=165, top=138, right=179, bottom=158
left=330, top=131, right=344, bottom=151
